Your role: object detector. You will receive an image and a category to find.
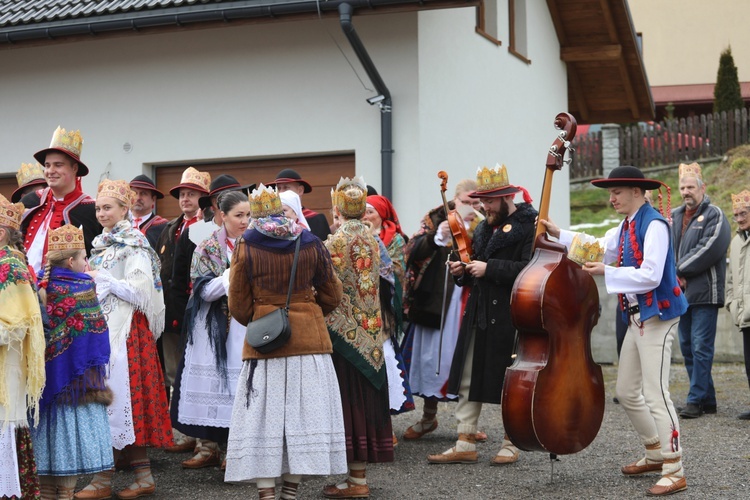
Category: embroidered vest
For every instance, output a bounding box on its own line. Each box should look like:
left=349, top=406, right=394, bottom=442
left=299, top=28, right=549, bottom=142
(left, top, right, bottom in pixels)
left=619, top=203, right=687, bottom=323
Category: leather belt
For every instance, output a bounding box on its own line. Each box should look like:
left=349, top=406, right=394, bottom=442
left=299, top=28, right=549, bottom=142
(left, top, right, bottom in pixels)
left=628, top=305, right=640, bottom=315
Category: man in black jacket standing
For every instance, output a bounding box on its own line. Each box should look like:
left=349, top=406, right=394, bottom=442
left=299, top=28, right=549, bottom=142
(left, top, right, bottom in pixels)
left=268, top=168, right=331, bottom=240
left=671, top=162, right=731, bottom=418
left=427, top=165, right=536, bottom=466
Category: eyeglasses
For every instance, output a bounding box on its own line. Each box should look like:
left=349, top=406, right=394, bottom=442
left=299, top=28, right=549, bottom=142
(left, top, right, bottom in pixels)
left=733, top=210, right=749, bottom=221
left=457, top=197, right=483, bottom=209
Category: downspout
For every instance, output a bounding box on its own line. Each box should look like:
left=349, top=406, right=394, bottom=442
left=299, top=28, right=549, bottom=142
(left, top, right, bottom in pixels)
left=338, top=3, right=393, bottom=200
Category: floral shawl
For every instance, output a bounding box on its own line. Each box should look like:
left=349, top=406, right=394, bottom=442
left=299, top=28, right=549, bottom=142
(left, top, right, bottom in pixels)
left=325, top=219, right=387, bottom=389
left=89, top=220, right=165, bottom=356
left=0, top=247, right=45, bottom=426
left=41, top=266, right=109, bottom=413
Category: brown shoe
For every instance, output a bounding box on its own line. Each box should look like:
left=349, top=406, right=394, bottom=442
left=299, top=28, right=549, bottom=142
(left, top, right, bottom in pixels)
left=164, top=439, right=197, bottom=453
left=646, top=476, right=687, bottom=496
left=490, top=450, right=520, bottom=465
left=392, top=433, right=398, bottom=447
left=427, top=447, right=478, bottom=464
left=181, top=450, right=221, bottom=469
left=403, top=419, right=438, bottom=440
left=322, top=481, right=370, bottom=498
left=622, top=459, right=664, bottom=475
left=74, top=488, right=112, bottom=500
left=116, top=484, right=155, bottom=500
left=474, top=431, right=488, bottom=442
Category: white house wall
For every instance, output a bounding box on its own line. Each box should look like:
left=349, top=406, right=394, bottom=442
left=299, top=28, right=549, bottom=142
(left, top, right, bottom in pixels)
left=0, top=4, right=569, bottom=234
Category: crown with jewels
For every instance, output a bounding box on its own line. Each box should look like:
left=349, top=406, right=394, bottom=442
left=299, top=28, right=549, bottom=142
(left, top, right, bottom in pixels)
left=48, top=224, right=85, bottom=252
left=331, top=176, right=367, bottom=218
left=0, top=194, right=24, bottom=230
left=732, top=190, right=750, bottom=211
left=179, top=167, right=211, bottom=192
left=16, top=162, right=45, bottom=188
left=249, top=183, right=283, bottom=218
left=475, top=164, right=510, bottom=192
left=49, top=126, right=84, bottom=160
left=567, top=233, right=605, bottom=265
left=678, top=162, right=702, bottom=181
left=97, top=179, right=135, bottom=208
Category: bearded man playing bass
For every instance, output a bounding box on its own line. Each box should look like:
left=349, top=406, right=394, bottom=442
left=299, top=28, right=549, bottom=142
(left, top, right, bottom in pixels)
left=427, top=164, right=537, bottom=466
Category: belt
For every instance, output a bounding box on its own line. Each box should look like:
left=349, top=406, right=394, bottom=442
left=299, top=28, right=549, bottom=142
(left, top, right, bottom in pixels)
left=628, top=305, right=640, bottom=315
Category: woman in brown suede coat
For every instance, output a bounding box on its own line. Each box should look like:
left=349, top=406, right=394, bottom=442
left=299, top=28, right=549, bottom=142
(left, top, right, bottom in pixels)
left=224, top=184, right=346, bottom=500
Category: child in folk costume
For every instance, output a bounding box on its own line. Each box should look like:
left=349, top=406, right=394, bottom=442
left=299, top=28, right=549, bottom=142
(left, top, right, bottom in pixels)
left=0, top=195, right=45, bottom=500
left=33, top=225, right=113, bottom=500
left=76, top=180, right=172, bottom=500
left=170, top=191, right=251, bottom=468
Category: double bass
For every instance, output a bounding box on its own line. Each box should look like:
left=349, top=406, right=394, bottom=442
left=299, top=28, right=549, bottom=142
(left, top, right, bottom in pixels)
left=502, top=112, right=604, bottom=455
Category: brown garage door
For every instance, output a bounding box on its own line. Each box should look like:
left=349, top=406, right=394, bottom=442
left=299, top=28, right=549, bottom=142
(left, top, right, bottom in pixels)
left=155, top=154, right=355, bottom=222
left=0, top=175, right=18, bottom=202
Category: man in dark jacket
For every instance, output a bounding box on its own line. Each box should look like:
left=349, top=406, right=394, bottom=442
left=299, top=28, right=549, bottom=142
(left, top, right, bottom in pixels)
left=268, top=168, right=331, bottom=240
left=129, top=174, right=168, bottom=249
left=428, top=165, right=536, bottom=466
left=671, top=162, right=731, bottom=418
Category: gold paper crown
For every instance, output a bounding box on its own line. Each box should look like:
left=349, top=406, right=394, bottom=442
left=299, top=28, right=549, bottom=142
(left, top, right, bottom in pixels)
left=97, top=179, right=135, bottom=208
left=331, top=176, right=367, bottom=218
left=178, top=166, right=211, bottom=192
left=0, top=194, right=24, bottom=231
left=48, top=224, right=85, bottom=252
left=732, top=190, right=750, bottom=211
left=678, top=162, right=702, bottom=181
left=567, top=233, right=605, bottom=265
left=475, top=164, right=510, bottom=192
left=49, top=126, right=83, bottom=159
left=16, top=162, right=45, bottom=187
left=249, top=183, right=283, bottom=218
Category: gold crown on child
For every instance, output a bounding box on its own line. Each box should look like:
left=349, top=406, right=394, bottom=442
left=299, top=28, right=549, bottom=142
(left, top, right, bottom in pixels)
left=475, top=164, right=510, bottom=192
left=732, top=190, right=750, bottom=211
left=48, top=224, right=85, bottom=252
left=0, top=194, right=23, bottom=230
left=249, top=183, right=283, bottom=218
left=678, top=162, right=702, bottom=181
left=97, top=179, right=135, bottom=208
left=331, top=176, right=367, bottom=218
left=16, top=162, right=45, bottom=187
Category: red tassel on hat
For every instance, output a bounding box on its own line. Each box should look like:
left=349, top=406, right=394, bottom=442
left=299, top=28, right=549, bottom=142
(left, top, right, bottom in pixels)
left=513, top=185, right=533, bottom=204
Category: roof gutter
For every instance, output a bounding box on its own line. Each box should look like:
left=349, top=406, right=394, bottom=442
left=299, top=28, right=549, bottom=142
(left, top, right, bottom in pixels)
left=338, top=2, right=393, bottom=200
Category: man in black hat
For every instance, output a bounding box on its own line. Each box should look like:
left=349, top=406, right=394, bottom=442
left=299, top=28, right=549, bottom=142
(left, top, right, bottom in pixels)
left=269, top=168, right=331, bottom=240
left=130, top=175, right=169, bottom=249
left=541, top=165, right=689, bottom=496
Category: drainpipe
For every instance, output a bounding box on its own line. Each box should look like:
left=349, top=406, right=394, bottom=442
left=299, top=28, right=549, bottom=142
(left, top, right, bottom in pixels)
left=338, top=3, right=393, bottom=200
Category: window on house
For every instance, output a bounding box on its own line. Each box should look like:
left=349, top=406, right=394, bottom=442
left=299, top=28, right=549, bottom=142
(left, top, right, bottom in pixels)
left=509, top=0, right=530, bottom=63
left=476, top=0, right=502, bottom=46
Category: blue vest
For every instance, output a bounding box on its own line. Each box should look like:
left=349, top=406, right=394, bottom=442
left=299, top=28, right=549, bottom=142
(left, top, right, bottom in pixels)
left=619, top=203, right=688, bottom=323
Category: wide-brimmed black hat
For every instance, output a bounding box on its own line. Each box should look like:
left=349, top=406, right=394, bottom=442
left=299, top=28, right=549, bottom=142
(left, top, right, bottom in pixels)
left=129, top=174, right=165, bottom=199
left=267, top=168, right=312, bottom=194
left=199, top=174, right=256, bottom=209
left=591, top=166, right=662, bottom=191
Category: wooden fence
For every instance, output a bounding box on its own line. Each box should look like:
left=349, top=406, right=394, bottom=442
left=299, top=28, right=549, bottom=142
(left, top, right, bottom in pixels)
left=570, top=107, right=750, bottom=179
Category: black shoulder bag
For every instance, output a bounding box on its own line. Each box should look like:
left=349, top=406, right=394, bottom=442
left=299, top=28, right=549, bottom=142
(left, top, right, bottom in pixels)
left=245, top=236, right=302, bottom=354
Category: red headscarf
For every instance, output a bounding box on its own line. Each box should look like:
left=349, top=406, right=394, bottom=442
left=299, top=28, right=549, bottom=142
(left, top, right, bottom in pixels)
left=366, top=195, right=405, bottom=247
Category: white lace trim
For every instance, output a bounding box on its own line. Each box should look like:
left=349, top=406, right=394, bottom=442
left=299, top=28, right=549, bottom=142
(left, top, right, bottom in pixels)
left=0, top=424, right=21, bottom=498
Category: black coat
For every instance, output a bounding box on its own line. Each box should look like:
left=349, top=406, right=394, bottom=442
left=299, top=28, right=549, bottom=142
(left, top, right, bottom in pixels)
left=447, top=203, right=537, bottom=404
left=139, top=213, right=168, bottom=250
left=171, top=224, right=198, bottom=335
left=156, top=217, right=186, bottom=334
left=306, top=211, right=331, bottom=241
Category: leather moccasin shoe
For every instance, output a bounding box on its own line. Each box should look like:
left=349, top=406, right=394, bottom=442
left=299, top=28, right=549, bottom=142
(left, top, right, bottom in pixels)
left=427, top=448, right=478, bottom=464
left=403, top=419, right=438, bottom=440
left=678, top=403, right=702, bottom=419
left=116, top=484, right=155, bottom=500
left=646, top=476, right=687, bottom=496
left=322, top=481, right=370, bottom=499
left=490, top=450, right=520, bottom=465
left=474, top=431, right=488, bottom=442
left=164, top=440, right=196, bottom=453
left=181, top=450, right=221, bottom=469
left=738, top=410, right=750, bottom=420
left=74, top=487, right=112, bottom=500
left=621, top=460, right=663, bottom=476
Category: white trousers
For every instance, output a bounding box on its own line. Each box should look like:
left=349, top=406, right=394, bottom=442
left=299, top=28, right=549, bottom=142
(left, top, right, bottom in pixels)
left=455, top=331, right=483, bottom=435
left=616, top=314, right=682, bottom=457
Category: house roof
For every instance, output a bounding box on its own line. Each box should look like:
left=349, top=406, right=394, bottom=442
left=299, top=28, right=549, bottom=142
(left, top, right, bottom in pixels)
left=547, top=0, right=654, bottom=124
left=1, top=0, right=653, bottom=124
left=652, top=82, right=750, bottom=106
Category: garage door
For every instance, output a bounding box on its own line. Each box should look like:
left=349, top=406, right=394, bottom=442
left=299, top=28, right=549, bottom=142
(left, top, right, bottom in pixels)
left=0, top=175, right=17, bottom=202
left=155, top=154, right=355, bottom=222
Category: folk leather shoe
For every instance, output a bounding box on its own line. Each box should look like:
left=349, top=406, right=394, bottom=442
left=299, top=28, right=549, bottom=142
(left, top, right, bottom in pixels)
left=427, top=447, right=478, bottom=464
left=116, top=484, right=155, bottom=500
left=164, top=439, right=196, bottom=453
left=181, top=450, right=221, bottom=469
left=622, top=459, right=664, bottom=475
left=403, top=419, right=438, bottom=440
left=646, top=476, right=687, bottom=496
left=678, top=403, right=702, bottom=419
left=322, top=481, right=370, bottom=499
left=74, top=488, right=112, bottom=500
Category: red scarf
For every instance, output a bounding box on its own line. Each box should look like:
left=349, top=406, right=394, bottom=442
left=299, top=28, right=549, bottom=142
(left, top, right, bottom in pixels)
left=366, top=195, right=405, bottom=247
left=23, top=187, right=87, bottom=253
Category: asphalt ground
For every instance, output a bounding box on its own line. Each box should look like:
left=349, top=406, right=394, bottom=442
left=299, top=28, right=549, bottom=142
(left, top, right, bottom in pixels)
left=76, top=362, right=750, bottom=499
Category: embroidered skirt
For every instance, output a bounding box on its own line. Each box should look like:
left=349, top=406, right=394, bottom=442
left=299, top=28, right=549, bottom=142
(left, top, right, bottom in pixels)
left=224, top=354, right=347, bottom=483
left=331, top=351, right=395, bottom=464
left=0, top=425, right=40, bottom=500
left=32, top=403, right=114, bottom=476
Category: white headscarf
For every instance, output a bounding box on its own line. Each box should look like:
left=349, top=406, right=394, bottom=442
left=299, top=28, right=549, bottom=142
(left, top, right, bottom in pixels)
left=279, top=190, right=310, bottom=229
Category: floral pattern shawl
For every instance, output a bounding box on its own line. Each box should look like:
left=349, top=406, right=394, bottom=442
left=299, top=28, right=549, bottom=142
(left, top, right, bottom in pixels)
left=325, top=219, right=387, bottom=389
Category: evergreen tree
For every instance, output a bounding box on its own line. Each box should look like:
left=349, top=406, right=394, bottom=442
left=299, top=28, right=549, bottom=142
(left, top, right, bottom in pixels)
left=713, top=46, right=744, bottom=114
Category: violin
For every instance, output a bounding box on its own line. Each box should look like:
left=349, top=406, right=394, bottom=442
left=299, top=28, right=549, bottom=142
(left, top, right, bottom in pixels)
left=438, top=171, right=472, bottom=264
left=502, top=112, right=604, bottom=455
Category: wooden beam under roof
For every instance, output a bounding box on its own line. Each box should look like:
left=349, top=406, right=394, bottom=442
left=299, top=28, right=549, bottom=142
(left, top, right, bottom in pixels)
left=561, top=44, right=622, bottom=62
